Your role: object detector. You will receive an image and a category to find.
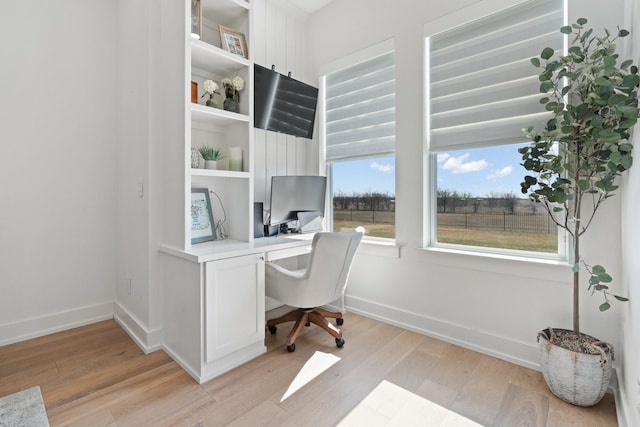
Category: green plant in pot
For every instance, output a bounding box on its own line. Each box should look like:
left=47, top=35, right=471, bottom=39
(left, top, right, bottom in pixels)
left=198, top=145, right=225, bottom=170
left=520, top=18, right=638, bottom=407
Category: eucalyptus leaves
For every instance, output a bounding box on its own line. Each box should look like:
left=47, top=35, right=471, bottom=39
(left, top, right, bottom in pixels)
left=519, top=18, right=638, bottom=333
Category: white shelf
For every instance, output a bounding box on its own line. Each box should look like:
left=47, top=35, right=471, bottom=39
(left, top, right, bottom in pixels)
left=191, top=39, right=250, bottom=76
left=191, top=169, right=250, bottom=179
left=202, top=0, right=249, bottom=24
left=191, top=103, right=249, bottom=124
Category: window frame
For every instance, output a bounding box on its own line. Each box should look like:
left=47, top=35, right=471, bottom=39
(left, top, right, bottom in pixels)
left=320, top=39, right=397, bottom=242
left=424, top=0, right=568, bottom=261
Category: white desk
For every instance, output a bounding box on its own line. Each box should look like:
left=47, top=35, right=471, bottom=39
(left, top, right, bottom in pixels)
left=160, top=234, right=313, bottom=263
left=159, top=235, right=314, bottom=384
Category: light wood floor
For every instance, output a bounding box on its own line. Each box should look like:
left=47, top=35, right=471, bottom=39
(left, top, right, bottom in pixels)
left=0, top=314, right=617, bottom=426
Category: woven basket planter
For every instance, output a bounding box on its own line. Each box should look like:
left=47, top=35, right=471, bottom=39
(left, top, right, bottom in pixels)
left=537, top=328, right=613, bottom=407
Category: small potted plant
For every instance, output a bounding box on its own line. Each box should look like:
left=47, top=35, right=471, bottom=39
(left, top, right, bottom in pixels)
left=520, top=18, right=638, bottom=406
left=198, top=145, right=225, bottom=170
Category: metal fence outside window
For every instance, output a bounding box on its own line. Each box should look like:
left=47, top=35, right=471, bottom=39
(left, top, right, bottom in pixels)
left=333, top=209, right=556, bottom=234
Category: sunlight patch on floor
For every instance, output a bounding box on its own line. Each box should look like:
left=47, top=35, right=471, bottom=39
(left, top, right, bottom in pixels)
left=281, top=351, right=341, bottom=402
left=337, top=380, right=482, bottom=426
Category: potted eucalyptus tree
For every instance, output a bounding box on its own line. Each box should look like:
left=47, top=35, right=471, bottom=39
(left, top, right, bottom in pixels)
left=520, top=18, right=638, bottom=406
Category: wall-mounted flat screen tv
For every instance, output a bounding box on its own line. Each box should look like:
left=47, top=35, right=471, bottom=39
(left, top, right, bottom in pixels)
left=254, top=64, right=319, bottom=139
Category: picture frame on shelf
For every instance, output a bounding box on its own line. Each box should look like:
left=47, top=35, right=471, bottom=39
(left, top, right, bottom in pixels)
left=219, top=25, right=248, bottom=59
left=191, top=188, right=216, bottom=244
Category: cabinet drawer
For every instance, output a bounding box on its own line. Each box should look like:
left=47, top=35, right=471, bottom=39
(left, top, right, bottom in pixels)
left=265, top=245, right=311, bottom=262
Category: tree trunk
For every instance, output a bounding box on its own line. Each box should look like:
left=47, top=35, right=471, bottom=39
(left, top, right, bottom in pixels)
left=572, top=187, right=582, bottom=335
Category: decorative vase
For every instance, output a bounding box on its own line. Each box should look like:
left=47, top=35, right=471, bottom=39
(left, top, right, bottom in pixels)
left=537, top=328, right=613, bottom=407
left=191, top=148, right=202, bottom=168
left=228, top=147, right=243, bottom=171
left=206, top=94, right=217, bottom=108
left=223, top=87, right=240, bottom=113
left=204, top=160, right=217, bottom=170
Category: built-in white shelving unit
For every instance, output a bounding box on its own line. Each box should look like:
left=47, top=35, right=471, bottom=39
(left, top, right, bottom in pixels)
left=160, top=0, right=255, bottom=251
left=159, top=0, right=270, bottom=384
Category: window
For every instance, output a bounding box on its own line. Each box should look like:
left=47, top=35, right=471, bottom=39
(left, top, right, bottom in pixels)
left=427, top=0, right=564, bottom=256
left=323, top=42, right=396, bottom=239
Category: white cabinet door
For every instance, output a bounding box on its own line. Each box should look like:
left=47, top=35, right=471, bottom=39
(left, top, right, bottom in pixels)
left=204, top=253, right=265, bottom=363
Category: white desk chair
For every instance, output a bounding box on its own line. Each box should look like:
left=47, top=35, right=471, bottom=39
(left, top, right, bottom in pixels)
left=265, top=228, right=364, bottom=352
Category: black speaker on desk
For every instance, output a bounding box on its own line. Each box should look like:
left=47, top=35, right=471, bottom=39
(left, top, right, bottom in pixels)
left=254, top=202, right=264, bottom=238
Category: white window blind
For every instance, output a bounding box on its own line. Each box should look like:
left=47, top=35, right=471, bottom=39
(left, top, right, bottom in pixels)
left=428, top=0, right=564, bottom=151
left=325, top=51, right=396, bottom=161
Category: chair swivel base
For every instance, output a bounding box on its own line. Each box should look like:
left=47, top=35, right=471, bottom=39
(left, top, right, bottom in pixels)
left=267, top=307, right=344, bottom=352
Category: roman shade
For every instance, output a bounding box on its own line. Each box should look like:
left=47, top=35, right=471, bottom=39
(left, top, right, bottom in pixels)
left=428, top=0, right=564, bottom=151
left=325, top=51, right=396, bottom=161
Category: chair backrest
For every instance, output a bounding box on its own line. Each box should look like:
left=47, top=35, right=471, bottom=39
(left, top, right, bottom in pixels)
left=303, top=229, right=363, bottom=304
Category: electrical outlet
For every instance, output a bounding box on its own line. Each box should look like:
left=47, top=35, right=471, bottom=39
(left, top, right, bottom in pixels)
left=127, top=278, right=132, bottom=296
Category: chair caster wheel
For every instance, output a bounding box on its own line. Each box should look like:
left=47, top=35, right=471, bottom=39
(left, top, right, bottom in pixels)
left=268, top=325, right=277, bottom=334
left=287, top=343, right=296, bottom=352
left=336, top=317, right=344, bottom=326
left=336, top=338, right=345, bottom=348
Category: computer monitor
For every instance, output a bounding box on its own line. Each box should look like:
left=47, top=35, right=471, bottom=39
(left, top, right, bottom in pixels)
left=268, top=175, right=327, bottom=230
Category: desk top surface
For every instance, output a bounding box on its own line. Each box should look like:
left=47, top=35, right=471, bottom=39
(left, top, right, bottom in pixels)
left=159, top=234, right=314, bottom=263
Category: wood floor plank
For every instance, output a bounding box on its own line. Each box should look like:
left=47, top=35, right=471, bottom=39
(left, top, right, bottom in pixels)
left=226, top=400, right=290, bottom=427
left=46, top=362, right=185, bottom=426
left=546, top=392, right=618, bottom=427
left=449, top=355, right=514, bottom=425
left=383, top=344, right=440, bottom=392
left=42, top=349, right=173, bottom=409
left=0, top=320, right=118, bottom=357
left=493, top=383, right=549, bottom=427
left=0, top=316, right=619, bottom=426
left=423, top=342, right=483, bottom=393
left=272, top=317, right=412, bottom=411
left=277, top=329, right=428, bottom=426
left=62, top=408, right=117, bottom=427
left=109, top=372, right=213, bottom=426
left=414, top=377, right=460, bottom=411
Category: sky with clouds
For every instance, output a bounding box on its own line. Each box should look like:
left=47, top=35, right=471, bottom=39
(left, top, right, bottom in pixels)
left=436, top=143, right=528, bottom=197
left=332, top=142, right=529, bottom=197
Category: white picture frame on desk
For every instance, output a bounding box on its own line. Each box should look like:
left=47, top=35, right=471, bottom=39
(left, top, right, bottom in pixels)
left=191, top=188, right=216, bottom=244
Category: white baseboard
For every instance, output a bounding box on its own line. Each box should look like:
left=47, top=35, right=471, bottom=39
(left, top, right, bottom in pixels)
left=345, top=295, right=540, bottom=371
left=0, top=302, right=114, bottom=347
left=114, top=302, right=162, bottom=354
left=610, top=369, right=632, bottom=427
left=163, top=343, right=203, bottom=383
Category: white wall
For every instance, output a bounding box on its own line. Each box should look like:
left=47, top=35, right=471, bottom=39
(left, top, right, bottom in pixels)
left=306, top=0, right=626, bottom=371
left=253, top=0, right=320, bottom=209
left=620, top=0, right=640, bottom=424
left=114, top=0, right=163, bottom=351
left=0, top=0, right=117, bottom=343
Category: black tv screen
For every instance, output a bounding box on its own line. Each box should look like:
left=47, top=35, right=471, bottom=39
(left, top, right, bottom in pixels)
left=254, top=64, right=319, bottom=139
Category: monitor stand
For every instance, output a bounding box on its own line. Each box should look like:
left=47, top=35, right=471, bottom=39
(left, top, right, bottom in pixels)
left=279, top=223, right=291, bottom=234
